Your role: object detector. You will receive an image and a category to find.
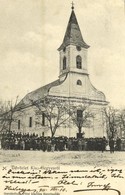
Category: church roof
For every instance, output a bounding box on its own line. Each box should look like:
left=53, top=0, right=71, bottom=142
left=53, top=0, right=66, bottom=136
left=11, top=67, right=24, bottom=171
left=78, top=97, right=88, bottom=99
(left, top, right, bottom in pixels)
left=16, top=79, right=61, bottom=109
left=58, top=9, right=90, bottom=51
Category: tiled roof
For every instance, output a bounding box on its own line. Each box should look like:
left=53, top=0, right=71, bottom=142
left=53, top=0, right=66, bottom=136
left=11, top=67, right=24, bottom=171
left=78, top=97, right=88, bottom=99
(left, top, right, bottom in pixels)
left=16, top=79, right=61, bottom=109
left=58, top=10, right=89, bottom=51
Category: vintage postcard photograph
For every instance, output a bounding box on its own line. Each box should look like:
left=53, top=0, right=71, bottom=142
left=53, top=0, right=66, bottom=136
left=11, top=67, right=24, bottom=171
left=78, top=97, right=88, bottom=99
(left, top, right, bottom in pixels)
left=0, top=0, right=125, bottom=195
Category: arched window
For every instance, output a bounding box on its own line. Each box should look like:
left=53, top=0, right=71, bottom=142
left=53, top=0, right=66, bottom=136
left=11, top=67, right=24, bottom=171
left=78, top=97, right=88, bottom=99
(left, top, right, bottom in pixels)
left=18, top=120, right=20, bottom=130
left=76, top=55, right=82, bottom=69
left=77, top=80, right=82, bottom=86
left=42, top=113, right=45, bottom=126
left=63, top=56, right=66, bottom=70
left=29, top=117, right=32, bottom=128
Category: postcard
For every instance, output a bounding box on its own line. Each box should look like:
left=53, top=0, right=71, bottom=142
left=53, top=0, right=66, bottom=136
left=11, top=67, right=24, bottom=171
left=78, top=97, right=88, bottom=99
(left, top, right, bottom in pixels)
left=0, top=1, right=125, bottom=195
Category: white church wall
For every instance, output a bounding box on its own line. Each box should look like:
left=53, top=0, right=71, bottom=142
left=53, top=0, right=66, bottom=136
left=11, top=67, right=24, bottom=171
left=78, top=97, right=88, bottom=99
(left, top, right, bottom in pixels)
left=12, top=106, right=47, bottom=136
left=49, top=72, right=106, bottom=102
left=11, top=101, right=107, bottom=138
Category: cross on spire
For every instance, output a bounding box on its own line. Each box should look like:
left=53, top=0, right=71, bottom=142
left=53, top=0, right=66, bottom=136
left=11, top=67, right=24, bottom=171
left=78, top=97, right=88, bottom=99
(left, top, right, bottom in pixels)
left=71, top=1, right=74, bottom=10
left=58, top=3, right=90, bottom=51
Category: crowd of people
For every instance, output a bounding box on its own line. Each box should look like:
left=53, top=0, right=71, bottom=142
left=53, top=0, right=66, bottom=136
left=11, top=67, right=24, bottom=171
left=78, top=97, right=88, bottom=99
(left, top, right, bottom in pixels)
left=0, top=131, right=123, bottom=152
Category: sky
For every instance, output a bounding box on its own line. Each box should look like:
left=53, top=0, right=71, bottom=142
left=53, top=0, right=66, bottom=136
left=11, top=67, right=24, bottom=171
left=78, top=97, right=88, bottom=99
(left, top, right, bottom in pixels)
left=0, top=0, right=125, bottom=107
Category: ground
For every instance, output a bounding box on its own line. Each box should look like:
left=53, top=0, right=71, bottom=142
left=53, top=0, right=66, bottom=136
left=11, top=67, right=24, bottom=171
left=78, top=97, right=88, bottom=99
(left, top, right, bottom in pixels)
left=0, top=150, right=125, bottom=167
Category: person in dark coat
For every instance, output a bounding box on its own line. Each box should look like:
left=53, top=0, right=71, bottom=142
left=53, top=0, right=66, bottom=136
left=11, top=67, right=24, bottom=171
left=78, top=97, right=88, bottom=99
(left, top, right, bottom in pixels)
left=109, top=137, right=115, bottom=153
left=101, top=136, right=107, bottom=152
left=116, top=137, right=121, bottom=151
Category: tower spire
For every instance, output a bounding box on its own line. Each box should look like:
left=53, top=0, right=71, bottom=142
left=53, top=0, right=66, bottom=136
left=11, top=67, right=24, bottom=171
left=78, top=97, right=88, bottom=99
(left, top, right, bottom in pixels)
left=58, top=4, right=90, bottom=51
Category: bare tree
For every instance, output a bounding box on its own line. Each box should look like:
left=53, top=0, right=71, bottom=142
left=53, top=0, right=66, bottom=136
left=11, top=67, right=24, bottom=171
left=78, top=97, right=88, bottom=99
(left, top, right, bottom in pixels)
left=69, top=102, right=94, bottom=136
left=116, top=109, right=125, bottom=137
left=30, top=97, right=73, bottom=137
left=30, top=97, right=94, bottom=137
left=0, top=96, right=22, bottom=133
left=103, top=106, right=119, bottom=138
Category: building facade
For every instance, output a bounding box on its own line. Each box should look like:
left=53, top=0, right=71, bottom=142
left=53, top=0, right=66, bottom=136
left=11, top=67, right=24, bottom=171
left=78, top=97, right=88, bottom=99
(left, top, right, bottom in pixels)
left=12, top=6, right=108, bottom=138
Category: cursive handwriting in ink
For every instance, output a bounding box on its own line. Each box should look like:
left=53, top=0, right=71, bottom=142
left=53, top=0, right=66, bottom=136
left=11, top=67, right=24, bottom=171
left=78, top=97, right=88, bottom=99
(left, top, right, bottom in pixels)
left=58, top=179, right=78, bottom=185
left=74, top=188, right=121, bottom=195
left=4, top=185, right=38, bottom=195
left=87, top=182, right=111, bottom=190
left=43, top=170, right=67, bottom=174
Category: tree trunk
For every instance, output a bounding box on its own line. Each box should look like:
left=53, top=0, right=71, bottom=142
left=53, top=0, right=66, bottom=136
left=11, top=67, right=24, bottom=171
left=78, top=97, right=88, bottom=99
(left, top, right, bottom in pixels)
left=111, top=130, right=114, bottom=138
left=78, top=126, right=82, bottom=134
left=51, top=132, right=55, bottom=137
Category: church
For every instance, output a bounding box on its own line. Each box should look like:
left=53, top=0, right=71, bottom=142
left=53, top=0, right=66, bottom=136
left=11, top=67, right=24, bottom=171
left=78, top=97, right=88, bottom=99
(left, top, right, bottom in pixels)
left=13, top=4, right=108, bottom=138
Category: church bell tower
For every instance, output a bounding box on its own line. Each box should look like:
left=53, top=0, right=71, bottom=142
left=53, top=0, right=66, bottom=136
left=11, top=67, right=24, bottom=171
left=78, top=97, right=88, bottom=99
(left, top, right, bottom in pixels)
left=58, top=3, right=90, bottom=79
left=48, top=3, right=108, bottom=138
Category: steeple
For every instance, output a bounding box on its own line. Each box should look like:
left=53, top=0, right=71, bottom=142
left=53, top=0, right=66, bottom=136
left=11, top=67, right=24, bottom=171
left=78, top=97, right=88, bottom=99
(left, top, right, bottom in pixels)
left=58, top=4, right=90, bottom=78
left=58, top=5, right=89, bottom=51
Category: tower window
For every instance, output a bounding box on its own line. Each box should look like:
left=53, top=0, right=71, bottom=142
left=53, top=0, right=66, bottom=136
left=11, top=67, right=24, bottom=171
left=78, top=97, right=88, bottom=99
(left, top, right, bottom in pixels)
left=63, top=47, right=66, bottom=52
left=63, top=56, right=67, bottom=70
left=76, top=55, right=82, bottom=69
left=29, top=117, right=32, bottom=128
left=18, top=120, right=20, bottom=130
left=77, top=80, right=82, bottom=85
left=76, top=46, right=81, bottom=51
left=42, top=113, right=45, bottom=126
